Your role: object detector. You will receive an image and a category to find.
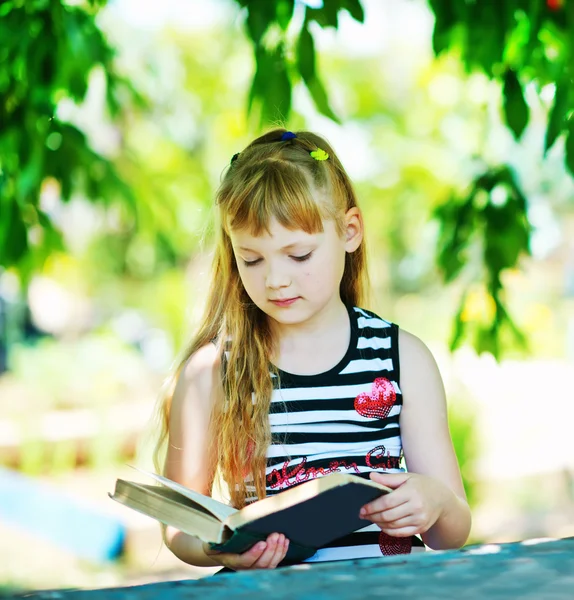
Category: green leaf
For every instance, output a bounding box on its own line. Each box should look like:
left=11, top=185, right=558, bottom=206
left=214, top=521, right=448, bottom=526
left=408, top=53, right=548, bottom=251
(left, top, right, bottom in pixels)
left=428, top=0, right=457, bottom=56
left=545, top=78, right=570, bottom=154
left=248, top=44, right=291, bottom=125
left=306, top=6, right=339, bottom=29
left=305, top=76, right=340, bottom=123
left=475, top=325, right=499, bottom=360
left=0, top=2, right=13, bottom=17
left=275, top=0, right=294, bottom=31
left=565, top=116, right=574, bottom=176
left=296, top=26, right=339, bottom=122
left=524, top=0, right=543, bottom=64
left=464, top=3, right=504, bottom=75
left=0, top=199, right=28, bottom=267
left=450, top=289, right=469, bottom=352
left=245, top=0, right=276, bottom=46
left=435, top=193, right=476, bottom=283
left=297, top=26, right=316, bottom=81
left=503, top=68, right=529, bottom=140
left=341, top=0, right=364, bottom=23
left=321, top=1, right=340, bottom=28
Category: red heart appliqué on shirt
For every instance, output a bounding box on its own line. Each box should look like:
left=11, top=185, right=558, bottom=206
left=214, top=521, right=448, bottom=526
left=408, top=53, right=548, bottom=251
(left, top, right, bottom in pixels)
left=354, top=377, right=396, bottom=419
left=379, top=531, right=412, bottom=555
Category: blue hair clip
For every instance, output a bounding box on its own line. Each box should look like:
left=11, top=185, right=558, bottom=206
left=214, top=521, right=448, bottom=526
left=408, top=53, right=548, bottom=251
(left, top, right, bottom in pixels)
left=280, top=131, right=297, bottom=141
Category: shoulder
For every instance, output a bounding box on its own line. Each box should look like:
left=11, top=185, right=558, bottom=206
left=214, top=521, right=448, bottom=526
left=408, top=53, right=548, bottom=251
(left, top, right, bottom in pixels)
left=398, top=328, right=437, bottom=364
left=180, top=342, right=221, bottom=381
left=173, top=342, right=222, bottom=412
left=397, top=328, right=446, bottom=408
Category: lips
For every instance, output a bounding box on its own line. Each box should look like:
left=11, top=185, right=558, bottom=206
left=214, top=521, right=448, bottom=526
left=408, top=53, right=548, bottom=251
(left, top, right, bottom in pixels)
left=269, top=297, right=299, bottom=307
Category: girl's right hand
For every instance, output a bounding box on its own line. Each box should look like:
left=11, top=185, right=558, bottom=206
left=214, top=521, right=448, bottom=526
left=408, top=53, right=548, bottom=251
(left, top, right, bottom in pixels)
left=203, top=533, right=289, bottom=570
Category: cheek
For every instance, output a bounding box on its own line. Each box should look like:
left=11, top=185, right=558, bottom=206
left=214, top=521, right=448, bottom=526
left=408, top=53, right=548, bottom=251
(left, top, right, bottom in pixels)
left=236, top=266, right=251, bottom=288
left=239, top=268, right=262, bottom=292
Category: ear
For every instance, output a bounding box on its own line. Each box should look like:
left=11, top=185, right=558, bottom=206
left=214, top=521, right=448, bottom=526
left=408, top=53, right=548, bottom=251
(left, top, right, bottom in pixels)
left=343, top=207, right=364, bottom=253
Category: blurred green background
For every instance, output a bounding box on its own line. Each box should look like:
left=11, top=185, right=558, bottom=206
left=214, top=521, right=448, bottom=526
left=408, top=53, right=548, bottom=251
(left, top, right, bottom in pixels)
left=1, top=0, right=574, bottom=593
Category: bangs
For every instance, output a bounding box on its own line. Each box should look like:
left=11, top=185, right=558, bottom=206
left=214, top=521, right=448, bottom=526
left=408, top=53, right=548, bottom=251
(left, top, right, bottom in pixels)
left=220, top=160, right=329, bottom=236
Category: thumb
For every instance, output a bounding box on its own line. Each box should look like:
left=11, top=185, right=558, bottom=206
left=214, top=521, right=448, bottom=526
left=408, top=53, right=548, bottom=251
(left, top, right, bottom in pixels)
left=369, top=471, right=411, bottom=489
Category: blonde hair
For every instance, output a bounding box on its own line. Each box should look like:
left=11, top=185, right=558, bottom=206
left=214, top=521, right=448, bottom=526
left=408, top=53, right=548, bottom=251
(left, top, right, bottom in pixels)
left=154, top=129, right=370, bottom=508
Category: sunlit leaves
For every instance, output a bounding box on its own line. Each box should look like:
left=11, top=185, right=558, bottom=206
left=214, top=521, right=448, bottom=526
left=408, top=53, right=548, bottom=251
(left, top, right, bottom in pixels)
left=237, top=0, right=363, bottom=125
left=435, top=167, right=531, bottom=359
left=421, top=0, right=574, bottom=357
left=428, top=0, right=574, bottom=174
left=0, top=0, right=140, bottom=275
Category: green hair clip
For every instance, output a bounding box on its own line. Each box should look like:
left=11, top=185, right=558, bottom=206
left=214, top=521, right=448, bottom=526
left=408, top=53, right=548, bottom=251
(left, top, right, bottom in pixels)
left=310, top=148, right=329, bottom=161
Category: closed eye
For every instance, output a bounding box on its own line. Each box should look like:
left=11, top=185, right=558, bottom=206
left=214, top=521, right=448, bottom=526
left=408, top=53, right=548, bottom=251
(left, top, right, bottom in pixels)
left=242, top=258, right=262, bottom=267
left=242, top=252, right=312, bottom=267
left=291, top=252, right=312, bottom=262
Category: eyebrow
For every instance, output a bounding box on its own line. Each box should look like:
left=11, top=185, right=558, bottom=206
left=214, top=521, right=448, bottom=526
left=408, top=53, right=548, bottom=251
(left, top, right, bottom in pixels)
left=238, top=242, right=310, bottom=252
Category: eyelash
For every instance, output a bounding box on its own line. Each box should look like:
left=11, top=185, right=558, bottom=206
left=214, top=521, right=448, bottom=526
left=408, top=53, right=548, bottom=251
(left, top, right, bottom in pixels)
left=243, top=252, right=313, bottom=267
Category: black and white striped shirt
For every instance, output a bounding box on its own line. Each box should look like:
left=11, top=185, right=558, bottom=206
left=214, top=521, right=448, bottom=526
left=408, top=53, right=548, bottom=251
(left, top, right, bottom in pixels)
left=264, top=305, right=424, bottom=562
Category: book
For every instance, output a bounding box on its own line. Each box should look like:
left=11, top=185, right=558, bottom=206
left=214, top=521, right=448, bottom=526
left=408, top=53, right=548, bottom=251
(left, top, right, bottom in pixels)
left=109, top=470, right=392, bottom=563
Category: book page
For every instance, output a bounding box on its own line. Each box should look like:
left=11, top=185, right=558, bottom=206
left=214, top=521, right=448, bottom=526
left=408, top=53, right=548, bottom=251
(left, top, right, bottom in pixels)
left=131, top=468, right=237, bottom=521
left=110, top=482, right=226, bottom=544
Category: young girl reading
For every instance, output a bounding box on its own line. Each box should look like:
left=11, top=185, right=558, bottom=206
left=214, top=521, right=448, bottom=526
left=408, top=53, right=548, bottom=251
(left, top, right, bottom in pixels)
left=154, top=129, right=471, bottom=571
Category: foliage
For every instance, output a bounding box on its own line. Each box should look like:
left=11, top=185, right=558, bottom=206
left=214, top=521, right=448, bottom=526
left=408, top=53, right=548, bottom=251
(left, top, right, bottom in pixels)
left=1, top=0, right=572, bottom=359
left=435, top=167, right=531, bottom=356
left=0, top=0, right=142, bottom=283
left=235, top=0, right=365, bottom=124
left=429, top=0, right=574, bottom=159
left=230, top=0, right=574, bottom=358
left=0, top=0, right=193, bottom=294
left=427, top=0, right=574, bottom=355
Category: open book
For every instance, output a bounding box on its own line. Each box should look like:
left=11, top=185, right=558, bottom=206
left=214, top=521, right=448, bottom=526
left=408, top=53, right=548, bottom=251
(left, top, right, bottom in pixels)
left=110, top=470, right=391, bottom=563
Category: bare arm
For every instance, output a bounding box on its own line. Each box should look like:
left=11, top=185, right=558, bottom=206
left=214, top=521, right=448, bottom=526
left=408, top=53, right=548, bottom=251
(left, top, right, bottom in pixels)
left=163, top=343, right=222, bottom=567
left=162, top=343, right=290, bottom=570
left=398, top=329, right=471, bottom=549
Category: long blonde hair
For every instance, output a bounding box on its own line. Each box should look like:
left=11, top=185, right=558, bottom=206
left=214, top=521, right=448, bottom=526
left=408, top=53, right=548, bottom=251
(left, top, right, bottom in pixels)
left=154, top=129, right=370, bottom=508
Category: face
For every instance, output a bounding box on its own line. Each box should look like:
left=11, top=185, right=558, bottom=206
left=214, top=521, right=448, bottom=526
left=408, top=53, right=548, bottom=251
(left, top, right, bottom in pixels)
left=229, top=210, right=363, bottom=329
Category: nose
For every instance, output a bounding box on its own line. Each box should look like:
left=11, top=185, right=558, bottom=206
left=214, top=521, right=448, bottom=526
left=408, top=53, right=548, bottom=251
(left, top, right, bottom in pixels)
left=265, top=262, right=291, bottom=290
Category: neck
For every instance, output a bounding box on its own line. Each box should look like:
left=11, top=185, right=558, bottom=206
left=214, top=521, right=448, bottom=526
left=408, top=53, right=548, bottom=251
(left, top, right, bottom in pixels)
left=271, top=297, right=348, bottom=343
left=269, top=298, right=351, bottom=375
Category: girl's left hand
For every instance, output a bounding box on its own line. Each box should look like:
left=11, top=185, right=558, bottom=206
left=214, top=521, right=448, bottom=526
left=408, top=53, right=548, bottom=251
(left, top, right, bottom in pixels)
left=359, top=472, right=449, bottom=537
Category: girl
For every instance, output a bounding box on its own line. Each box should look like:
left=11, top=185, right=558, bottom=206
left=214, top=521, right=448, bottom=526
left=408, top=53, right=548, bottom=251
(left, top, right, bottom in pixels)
left=154, top=129, right=471, bottom=572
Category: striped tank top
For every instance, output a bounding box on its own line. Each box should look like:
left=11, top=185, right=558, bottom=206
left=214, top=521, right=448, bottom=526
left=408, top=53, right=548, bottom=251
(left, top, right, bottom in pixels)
left=264, top=305, right=425, bottom=562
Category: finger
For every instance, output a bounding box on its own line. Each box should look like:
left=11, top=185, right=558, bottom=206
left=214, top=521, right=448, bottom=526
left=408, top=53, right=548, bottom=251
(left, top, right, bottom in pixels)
left=214, top=541, right=267, bottom=570
left=365, top=504, right=411, bottom=524
left=243, top=541, right=269, bottom=565
left=363, top=484, right=413, bottom=513
left=385, top=516, right=433, bottom=534
left=270, top=535, right=289, bottom=568
left=253, top=533, right=281, bottom=569
left=361, top=494, right=409, bottom=517
left=377, top=515, right=416, bottom=530
left=379, top=525, right=418, bottom=538
left=265, top=534, right=286, bottom=569
left=369, top=471, right=410, bottom=489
